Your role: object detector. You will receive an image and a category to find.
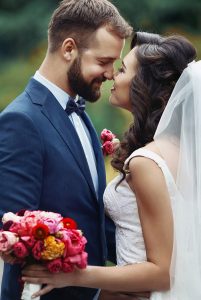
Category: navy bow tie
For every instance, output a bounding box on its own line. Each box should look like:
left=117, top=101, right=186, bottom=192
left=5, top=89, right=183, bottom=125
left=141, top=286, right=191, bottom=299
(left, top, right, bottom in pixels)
left=65, top=97, right=85, bottom=116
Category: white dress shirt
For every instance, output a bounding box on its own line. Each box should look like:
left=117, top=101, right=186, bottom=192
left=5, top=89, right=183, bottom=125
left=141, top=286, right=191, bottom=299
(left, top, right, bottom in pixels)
left=33, top=71, right=99, bottom=196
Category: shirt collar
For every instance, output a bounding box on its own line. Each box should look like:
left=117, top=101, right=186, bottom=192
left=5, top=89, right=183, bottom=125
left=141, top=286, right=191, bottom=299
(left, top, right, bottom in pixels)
left=33, top=70, right=77, bottom=110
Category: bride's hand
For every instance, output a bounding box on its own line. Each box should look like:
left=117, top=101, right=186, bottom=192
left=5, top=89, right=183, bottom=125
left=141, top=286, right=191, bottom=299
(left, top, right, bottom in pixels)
left=22, top=264, right=81, bottom=298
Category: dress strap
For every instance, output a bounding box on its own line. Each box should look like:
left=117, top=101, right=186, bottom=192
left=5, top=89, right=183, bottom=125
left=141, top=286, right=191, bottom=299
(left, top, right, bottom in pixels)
left=124, top=148, right=167, bottom=173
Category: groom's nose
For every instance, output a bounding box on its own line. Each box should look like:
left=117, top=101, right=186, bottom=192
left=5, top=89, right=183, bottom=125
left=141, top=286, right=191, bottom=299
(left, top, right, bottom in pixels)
left=104, top=66, right=114, bottom=80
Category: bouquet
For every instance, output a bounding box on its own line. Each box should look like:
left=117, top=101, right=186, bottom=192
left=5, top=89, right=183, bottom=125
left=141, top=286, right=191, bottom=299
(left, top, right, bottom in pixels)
left=0, top=210, right=88, bottom=300
left=100, top=129, right=120, bottom=156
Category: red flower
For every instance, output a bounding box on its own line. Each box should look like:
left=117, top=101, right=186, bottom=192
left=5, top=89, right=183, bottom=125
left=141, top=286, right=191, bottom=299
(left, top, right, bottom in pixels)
left=32, top=223, right=49, bottom=240
left=100, top=129, right=119, bottom=156
left=65, top=230, right=87, bottom=256
left=13, top=242, right=29, bottom=258
left=102, top=140, right=114, bottom=156
left=21, top=236, right=36, bottom=248
left=46, top=258, right=62, bottom=273
left=62, top=257, right=74, bottom=273
left=62, top=218, right=77, bottom=230
left=62, top=251, right=88, bottom=272
left=32, top=240, right=44, bottom=260
left=68, top=251, right=88, bottom=269
left=100, top=129, right=115, bottom=142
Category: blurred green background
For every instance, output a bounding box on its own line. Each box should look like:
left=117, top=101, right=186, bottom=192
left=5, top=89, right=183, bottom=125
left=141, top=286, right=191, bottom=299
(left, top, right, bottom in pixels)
left=0, top=0, right=201, bottom=181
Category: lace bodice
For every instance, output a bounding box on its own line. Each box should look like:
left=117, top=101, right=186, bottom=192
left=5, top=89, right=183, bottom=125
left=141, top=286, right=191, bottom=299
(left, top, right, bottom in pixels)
left=104, top=148, right=176, bottom=266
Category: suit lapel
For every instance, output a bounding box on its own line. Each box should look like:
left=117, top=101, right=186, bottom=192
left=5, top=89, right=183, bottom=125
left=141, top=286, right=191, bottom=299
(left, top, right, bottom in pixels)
left=81, top=113, right=106, bottom=200
left=25, top=79, right=97, bottom=199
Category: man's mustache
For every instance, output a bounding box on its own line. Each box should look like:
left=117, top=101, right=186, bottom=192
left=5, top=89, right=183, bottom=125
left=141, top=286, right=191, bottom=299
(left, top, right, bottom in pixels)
left=92, top=76, right=107, bottom=85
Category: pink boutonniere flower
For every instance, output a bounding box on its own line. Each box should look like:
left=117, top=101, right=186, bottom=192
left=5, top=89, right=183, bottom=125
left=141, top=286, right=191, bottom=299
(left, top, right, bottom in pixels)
left=100, top=128, right=120, bottom=156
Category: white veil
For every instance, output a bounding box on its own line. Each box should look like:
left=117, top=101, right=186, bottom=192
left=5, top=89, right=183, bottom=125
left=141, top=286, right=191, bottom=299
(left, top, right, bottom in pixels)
left=154, top=60, right=201, bottom=299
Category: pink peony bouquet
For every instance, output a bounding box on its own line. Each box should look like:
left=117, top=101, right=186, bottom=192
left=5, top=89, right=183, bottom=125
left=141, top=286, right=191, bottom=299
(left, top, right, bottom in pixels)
left=0, top=210, right=88, bottom=299
left=100, top=129, right=120, bottom=156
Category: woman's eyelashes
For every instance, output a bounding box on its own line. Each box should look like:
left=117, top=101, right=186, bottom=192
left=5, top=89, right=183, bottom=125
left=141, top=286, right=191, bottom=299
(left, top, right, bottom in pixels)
left=117, top=66, right=125, bottom=74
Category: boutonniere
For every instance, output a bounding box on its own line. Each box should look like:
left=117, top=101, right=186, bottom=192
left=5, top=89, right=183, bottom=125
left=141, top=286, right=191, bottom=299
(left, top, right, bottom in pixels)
left=100, top=129, right=120, bottom=156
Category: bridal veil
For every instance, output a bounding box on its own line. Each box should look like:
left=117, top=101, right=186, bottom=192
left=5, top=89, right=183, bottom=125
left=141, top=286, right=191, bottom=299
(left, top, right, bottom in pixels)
left=154, top=60, right=201, bottom=299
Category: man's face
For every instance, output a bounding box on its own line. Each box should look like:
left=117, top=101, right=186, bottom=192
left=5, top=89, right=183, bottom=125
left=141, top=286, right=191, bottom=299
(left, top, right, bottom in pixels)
left=68, top=26, right=125, bottom=102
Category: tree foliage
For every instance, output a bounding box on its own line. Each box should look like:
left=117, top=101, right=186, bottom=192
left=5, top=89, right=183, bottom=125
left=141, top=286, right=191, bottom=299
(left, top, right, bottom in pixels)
left=0, top=0, right=201, bottom=59
left=0, top=0, right=58, bottom=58
left=112, top=0, right=201, bottom=33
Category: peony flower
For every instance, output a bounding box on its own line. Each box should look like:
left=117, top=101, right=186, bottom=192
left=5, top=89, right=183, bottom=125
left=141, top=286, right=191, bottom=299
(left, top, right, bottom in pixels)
left=56, top=228, right=72, bottom=246
left=65, top=230, right=87, bottom=256
left=76, top=251, right=88, bottom=269
left=100, top=129, right=120, bottom=156
left=68, top=251, right=88, bottom=269
left=0, top=231, right=19, bottom=252
left=41, top=236, right=65, bottom=260
left=62, top=257, right=74, bottom=273
left=13, top=242, right=29, bottom=258
left=42, top=218, right=62, bottom=234
left=22, top=215, right=39, bottom=234
left=62, top=251, right=88, bottom=272
left=32, top=223, right=49, bottom=240
left=32, top=240, right=44, bottom=260
left=29, top=211, right=63, bottom=223
left=9, top=222, right=29, bottom=236
left=100, top=129, right=115, bottom=142
left=46, top=258, right=62, bottom=273
left=62, top=218, right=77, bottom=230
left=102, top=140, right=114, bottom=156
left=2, top=212, right=22, bottom=224
left=20, top=236, right=36, bottom=248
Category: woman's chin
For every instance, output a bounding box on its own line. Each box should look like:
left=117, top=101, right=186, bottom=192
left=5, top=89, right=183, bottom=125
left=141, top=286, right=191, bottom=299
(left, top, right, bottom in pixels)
left=109, top=95, right=117, bottom=106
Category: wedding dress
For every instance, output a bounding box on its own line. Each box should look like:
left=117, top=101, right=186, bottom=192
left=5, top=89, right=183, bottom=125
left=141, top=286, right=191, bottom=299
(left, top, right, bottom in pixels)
left=104, top=148, right=176, bottom=300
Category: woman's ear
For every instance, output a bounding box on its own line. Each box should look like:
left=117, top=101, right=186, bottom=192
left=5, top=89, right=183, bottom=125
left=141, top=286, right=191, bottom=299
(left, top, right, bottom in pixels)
left=61, top=38, right=78, bottom=61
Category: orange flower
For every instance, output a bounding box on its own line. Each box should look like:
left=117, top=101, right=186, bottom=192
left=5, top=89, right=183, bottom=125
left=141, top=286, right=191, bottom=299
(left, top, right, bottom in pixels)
left=62, top=218, right=77, bottom=229
left=32, top=223, right=49, bottom=240
left=41, top=236, right=65, bottom=260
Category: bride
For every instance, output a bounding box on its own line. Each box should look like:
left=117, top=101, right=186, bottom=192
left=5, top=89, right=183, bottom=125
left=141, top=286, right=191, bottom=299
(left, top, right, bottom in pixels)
left=22, top=32, right=200, bottom=299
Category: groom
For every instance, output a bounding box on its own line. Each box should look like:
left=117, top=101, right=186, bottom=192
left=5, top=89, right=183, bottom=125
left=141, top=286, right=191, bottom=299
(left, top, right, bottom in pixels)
left=0, top=0, right=132, bottom=299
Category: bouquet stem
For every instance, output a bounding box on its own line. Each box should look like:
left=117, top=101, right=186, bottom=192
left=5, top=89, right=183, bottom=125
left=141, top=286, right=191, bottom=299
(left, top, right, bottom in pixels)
left=21, top=282, right=41, bottom=300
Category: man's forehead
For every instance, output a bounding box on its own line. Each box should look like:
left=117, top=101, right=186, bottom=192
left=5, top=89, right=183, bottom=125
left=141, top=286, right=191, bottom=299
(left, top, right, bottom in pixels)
left=89, top=26, right=125, bottom=50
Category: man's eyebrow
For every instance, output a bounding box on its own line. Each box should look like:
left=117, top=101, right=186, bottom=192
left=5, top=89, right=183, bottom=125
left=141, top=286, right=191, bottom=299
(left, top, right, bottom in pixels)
left=97, top=57, right=116, bottom=61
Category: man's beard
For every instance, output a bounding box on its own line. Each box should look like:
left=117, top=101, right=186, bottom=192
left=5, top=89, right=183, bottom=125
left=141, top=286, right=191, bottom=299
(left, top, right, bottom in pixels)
left=68, top=57, right=106, bottom=102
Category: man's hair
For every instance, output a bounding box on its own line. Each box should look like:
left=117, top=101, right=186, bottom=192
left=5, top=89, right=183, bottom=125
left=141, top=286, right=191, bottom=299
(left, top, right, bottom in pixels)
left=48, top=0, right=132, bottom=52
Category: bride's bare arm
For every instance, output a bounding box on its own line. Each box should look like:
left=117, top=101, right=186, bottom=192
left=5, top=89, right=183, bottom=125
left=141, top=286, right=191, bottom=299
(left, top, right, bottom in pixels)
left=22, top=156, right=173, bottom=298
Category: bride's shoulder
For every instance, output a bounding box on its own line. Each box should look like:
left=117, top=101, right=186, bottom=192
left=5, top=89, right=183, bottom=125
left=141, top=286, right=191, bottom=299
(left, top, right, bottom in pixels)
left=128, top=143, right=164, bottom=174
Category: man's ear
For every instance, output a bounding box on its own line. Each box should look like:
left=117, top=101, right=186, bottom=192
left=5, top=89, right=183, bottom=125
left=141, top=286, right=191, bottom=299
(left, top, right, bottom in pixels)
left=61, top=38, right=78, bottom=61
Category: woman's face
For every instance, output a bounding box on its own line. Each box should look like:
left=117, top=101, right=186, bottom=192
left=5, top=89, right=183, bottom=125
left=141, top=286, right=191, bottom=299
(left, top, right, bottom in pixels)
left=109, top=48, right=138, bottom=111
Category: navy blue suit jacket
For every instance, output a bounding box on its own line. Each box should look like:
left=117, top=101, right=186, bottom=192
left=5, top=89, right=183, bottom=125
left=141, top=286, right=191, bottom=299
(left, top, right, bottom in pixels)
left=0, top=79, right=116, bottom=300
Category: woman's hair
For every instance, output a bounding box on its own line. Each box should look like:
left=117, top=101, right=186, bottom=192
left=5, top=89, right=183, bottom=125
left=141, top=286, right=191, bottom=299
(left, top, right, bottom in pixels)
left=48, top=0, right=132, bottom=52
left=111, top=31, right=196, bottom=180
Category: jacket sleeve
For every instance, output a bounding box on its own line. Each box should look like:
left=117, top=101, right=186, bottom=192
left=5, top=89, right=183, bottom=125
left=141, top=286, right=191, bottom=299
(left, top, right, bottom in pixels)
left=105, top=214, right=117, bottom=264
left=0, top=111, right=44, bottom=223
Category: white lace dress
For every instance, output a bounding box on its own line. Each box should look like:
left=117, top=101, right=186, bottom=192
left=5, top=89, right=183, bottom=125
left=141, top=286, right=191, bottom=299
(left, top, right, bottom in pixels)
left=104, top=149, right=177, bottom=300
